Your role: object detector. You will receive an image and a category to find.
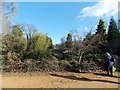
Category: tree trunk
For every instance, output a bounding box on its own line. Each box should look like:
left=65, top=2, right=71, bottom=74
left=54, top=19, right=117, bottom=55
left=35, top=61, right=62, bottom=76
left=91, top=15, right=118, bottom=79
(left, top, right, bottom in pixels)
left=79, top=52, right=84, bottom=64
left=78, top=52, right=84, bottom=72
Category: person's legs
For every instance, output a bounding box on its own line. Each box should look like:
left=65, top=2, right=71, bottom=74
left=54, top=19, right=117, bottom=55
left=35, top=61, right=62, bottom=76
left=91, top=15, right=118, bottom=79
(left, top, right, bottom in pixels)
left=109, top=62, right=114, bottom=76
left=108, top=63, right=112, bottom=76
left=107, top=68, right=109, bottom=75
left=106, top=63, right=109, bottom=75
left=107, top=71, right=109, bottom=75
left=110, top=66, right=113, bottom=76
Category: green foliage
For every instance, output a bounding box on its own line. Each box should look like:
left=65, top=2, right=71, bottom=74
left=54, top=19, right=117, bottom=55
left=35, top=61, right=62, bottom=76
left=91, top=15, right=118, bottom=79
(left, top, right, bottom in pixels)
left=80, top=53, right=104, bottom=71
left=96, top=19, right=106, bottom=35
left=59, top=60, right=69, bottom=70
left=59, top=50, right=79, bottom=61
left=95, top=19, right=107, bottom=53
left=66, top=60, right=79, bottom=71
left=35, top=34, right=53, bottom=51
left=11, top=26, right=23, bottom=37
left=0, top=42, right=3, bottom=66
left=2, top=25, right=26, bottom=67
left=11, top=52, right=20, bottom=60
left=118, top=33, right=120, bottom=55
left=24, top=33, right=53, bottom=60
left=83, top=54, right=102, bottom=62
left=80, top=62, right=95, bottom=71
left=80, top=57, right=102, bottom=71
left=0, top=55, right=4, bottom=66
left=65, top=33, right=72, bottom=49
left=107, top=17, right=119, bottom=54
left=2, top=25, right=26, bottom=54
left=2, top=12, right=119, bottom=72
left=83, top=32, right=92, bottom=41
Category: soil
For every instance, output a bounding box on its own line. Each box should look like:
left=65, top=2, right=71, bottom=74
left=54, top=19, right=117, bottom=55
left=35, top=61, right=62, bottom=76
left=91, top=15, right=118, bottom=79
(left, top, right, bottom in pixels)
left=1, top=72, right=120, bottom=88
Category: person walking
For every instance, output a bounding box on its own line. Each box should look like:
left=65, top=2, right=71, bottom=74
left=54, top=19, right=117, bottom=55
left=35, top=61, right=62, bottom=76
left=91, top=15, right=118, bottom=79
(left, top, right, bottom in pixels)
left=105, top=52, right=114, bottom=76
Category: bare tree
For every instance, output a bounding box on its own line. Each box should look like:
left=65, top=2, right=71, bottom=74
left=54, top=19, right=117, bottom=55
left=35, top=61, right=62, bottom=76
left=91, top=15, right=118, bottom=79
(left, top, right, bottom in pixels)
left=60, top=37, right=66, bottom=49
left=0, top=1, right=17, bottom=63
left=0, top=1, right=17, bottom=35
left=20, top=23, right=37, bottom=39
left=70, top=30, right=102, bottom=65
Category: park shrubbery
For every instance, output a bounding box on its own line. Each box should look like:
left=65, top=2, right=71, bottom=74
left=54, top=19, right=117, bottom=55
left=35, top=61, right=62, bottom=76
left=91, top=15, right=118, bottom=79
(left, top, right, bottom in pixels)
left=1, top=2, right=120, bottom=72
left=1, top=17, right=120, bottom=72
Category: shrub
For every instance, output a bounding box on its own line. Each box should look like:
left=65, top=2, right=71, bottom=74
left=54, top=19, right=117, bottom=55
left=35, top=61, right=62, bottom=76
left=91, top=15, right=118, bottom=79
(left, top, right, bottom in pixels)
left=30, top=59, right=61, bottom=72
left=59, top=60, right=69, bottom=70
left=83, top=54, right=102, bottom=62
left=0, top=55, right=4, bottom=66
left=66, top=60, right=79, bottom=72
left=80, top=61, right=95, bottom=71
left=11, top=52, right=20, bottom=61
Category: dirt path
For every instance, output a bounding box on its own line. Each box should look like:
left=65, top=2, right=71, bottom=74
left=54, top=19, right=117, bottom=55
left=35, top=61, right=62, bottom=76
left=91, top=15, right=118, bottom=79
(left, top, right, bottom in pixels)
left=2, top=72, right=120, bottom=88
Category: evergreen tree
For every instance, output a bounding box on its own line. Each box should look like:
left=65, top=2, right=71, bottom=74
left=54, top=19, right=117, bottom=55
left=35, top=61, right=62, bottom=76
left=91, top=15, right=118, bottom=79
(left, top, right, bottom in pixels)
left=118, top=19, right=120, bottom=30
left=96, top=19, right=107, bottom=52
left=118, top=33, right=120, bottom=55
left=96, top=19, right=106, bottom=35
left=107, top=17, right=119, bottom=54
left=65, top=33, right=72, bottom=49
left=83, top=32, right=92, bottom=41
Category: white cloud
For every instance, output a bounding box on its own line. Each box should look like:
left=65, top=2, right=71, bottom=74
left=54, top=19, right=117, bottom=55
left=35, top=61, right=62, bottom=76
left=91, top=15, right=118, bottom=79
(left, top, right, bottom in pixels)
left=85, top=27, right=88, bottom=30
left=78, top=0, right=119, bottom=18
left=76, top=27, right=90, bottom=32
left=73, top=32, right=80, bottom=37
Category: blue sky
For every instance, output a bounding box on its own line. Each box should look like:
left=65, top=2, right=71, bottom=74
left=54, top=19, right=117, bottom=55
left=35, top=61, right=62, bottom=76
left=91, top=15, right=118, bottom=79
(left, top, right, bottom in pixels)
left=13, top=1, right=118, bottom=44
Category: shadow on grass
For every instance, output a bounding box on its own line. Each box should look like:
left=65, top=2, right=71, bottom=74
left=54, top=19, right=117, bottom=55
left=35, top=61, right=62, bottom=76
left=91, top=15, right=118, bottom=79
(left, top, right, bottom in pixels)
left=50, top=74, right=120, bottom=85
left=93, top=73, right=120, bottom=78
